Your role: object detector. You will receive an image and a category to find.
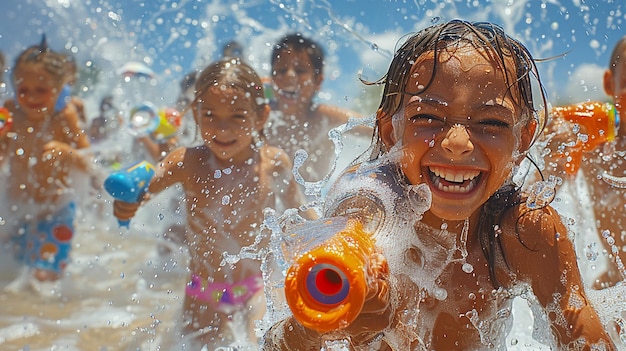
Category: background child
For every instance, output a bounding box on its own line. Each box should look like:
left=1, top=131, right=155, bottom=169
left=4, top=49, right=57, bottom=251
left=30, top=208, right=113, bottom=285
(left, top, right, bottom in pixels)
left=265, top=33, right=370, bottom=186
left=542, top=36, right=626, bottom=289
left=0, top=37, right=91, bottom=292
left=113, top=58, right=311, bottom=349
left=261, top=20, right=616, bottom=350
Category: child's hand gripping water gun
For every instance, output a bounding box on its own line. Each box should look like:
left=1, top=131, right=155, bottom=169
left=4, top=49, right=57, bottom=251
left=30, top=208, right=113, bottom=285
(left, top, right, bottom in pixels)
left=284, top=217, right=379, bottom=333
left=551, top=101, right=620, bottom=175
left=104, top=160, right=155, bottom=227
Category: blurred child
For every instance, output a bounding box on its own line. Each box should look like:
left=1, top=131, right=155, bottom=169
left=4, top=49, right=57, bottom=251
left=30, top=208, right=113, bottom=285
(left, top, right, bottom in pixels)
left=261, top=20, right=616, bottom=350
left=0, top=37, right=91, bottom=291
left=89, top=95, right=121, bottom=145
left=266, top=33, right=369, bottom=184
left=543, top=36, right=626, bottom=289
left=113, top=58, right=310, bottom=349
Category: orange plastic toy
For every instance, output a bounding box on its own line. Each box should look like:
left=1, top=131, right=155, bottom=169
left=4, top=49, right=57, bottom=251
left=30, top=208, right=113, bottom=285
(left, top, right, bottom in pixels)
left=0, top=106, right=13, bottom=136
left=552, top=101, right=620, bottom=175
left=284, top=217, right=375, bottom=333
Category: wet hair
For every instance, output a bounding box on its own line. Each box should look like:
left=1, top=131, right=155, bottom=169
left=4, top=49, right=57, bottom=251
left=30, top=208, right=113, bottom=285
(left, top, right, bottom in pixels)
left=368, top=20, right=549, bottom=288
left=192, top=58, right=267, bottom=138
left=271, top=33, right=324, bottom=76
left=608, top=36, right=626, bottom=73
left=370, top=20, right=546, bottom=151
left=12, top=35, right=68, bottom=86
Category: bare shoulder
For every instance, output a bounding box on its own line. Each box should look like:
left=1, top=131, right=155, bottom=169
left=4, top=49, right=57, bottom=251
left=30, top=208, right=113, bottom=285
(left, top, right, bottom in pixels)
left=158, top=146, right=192, bottom=174
left=316, top=103, right=362, bottom=124
left=501, top=202, right=567, bottom=253
left=498, top=202, right=574, bottom=284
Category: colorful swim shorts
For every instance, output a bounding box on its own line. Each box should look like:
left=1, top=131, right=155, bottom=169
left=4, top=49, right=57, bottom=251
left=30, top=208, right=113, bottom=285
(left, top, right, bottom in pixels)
left=13, top=202, right=76, bottom=274
left=185, top=273, right=264, bottom=311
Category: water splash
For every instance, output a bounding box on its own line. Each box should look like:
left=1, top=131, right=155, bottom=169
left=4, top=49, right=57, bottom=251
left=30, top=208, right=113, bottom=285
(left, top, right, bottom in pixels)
left=600, top=172, right=626, bottom=188
left=601, top=229, right=626, bottom=282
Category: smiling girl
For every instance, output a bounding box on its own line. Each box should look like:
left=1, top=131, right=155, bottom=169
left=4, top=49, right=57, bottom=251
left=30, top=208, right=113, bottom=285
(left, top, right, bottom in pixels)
left=262, top=20, right=616, bottom=350
left=113, top=58, right=310, bottom=349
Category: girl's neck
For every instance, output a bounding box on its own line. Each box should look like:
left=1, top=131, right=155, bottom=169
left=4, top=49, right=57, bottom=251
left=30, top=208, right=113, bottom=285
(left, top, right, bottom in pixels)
left=421, top=210, right=481, bottom=234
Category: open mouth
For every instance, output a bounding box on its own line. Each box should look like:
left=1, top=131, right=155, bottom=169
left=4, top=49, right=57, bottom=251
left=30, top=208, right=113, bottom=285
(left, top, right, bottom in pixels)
left=276, top=88, right=299, bottom=100
left=212, top=139, right=236, bottom=147
left=428, top=166, right=481, bottom=194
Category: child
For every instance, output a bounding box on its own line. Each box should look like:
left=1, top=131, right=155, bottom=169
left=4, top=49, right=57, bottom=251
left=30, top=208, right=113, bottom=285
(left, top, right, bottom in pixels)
left=261, top=20, right=616, bottom=350
left=113, top=58, right=311, bottom=349
left=0, top=37, right=91, bottom=289
left=542, top=36, right=626, bottom=289
left=266, top=33, right=369, bottom=185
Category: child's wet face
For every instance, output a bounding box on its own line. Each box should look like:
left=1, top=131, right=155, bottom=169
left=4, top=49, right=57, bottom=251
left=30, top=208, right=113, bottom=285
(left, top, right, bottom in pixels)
left=195, top=86, right=261, bottom=163
left=387, top=46, right=522, bottom=220
left=13, top=63, right=60, bottom=118
left=271, top=48, right=322, bottom=115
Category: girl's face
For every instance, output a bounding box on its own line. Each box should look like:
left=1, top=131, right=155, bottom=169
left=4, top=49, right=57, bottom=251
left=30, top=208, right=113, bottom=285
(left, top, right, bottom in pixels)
left=194, top=86, right=267, bottom=165
left=271, top=48, right=322, bottom=116
left=13, top=63, right=61, bottom=119
left=380, top=46, right=530, bottom=221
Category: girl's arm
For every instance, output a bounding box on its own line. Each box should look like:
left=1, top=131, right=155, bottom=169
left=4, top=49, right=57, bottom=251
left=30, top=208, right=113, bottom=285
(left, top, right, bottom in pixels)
left=147, top=146, right=187, bottom=195
left=317, top=103, right=373, bottom=136
left=113, top=147, right=187, bottom=223
left=503, top=204, right=616, bottom=350
left=61, top=102, right=90, bottom=149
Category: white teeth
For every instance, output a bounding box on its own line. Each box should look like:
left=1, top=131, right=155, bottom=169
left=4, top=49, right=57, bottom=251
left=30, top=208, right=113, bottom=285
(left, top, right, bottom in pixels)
left=429, top=166, right=480, bottom=194
left=430, top=166, right=479, bottom=183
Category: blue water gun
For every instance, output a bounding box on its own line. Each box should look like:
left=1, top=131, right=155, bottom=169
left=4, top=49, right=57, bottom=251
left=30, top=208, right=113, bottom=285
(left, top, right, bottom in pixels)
left=54, top=84, right=72, bottom=113
left=104, top=160, right=156, bottom=227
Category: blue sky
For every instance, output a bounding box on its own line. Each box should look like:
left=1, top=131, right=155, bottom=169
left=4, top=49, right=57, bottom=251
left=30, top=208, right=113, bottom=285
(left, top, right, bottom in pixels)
left=0, top=0, right=624, bottom=116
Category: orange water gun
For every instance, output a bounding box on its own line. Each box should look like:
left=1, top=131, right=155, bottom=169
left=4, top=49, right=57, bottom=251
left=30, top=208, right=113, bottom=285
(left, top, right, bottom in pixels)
left=551, top=101, right=620, bottom=175
left=284, top=217, right=375, bottom=333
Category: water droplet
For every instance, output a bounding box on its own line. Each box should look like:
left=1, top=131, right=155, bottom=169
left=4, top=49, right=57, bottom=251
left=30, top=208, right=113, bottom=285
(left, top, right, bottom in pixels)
left=433, top=287, right=447, bottom=300
left=222, top=195, right=230, bottom=205
left=462, top=263, right=474, bottom=273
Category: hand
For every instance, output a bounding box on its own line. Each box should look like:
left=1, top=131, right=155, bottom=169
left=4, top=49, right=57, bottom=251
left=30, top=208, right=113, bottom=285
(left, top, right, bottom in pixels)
left=344, top=251, right=393, bottom=345
left=113, top=199, right=141, bottom=223
left=278, top=252, right=392, bottom=350
left=32, top=140, right=75, bottom=187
